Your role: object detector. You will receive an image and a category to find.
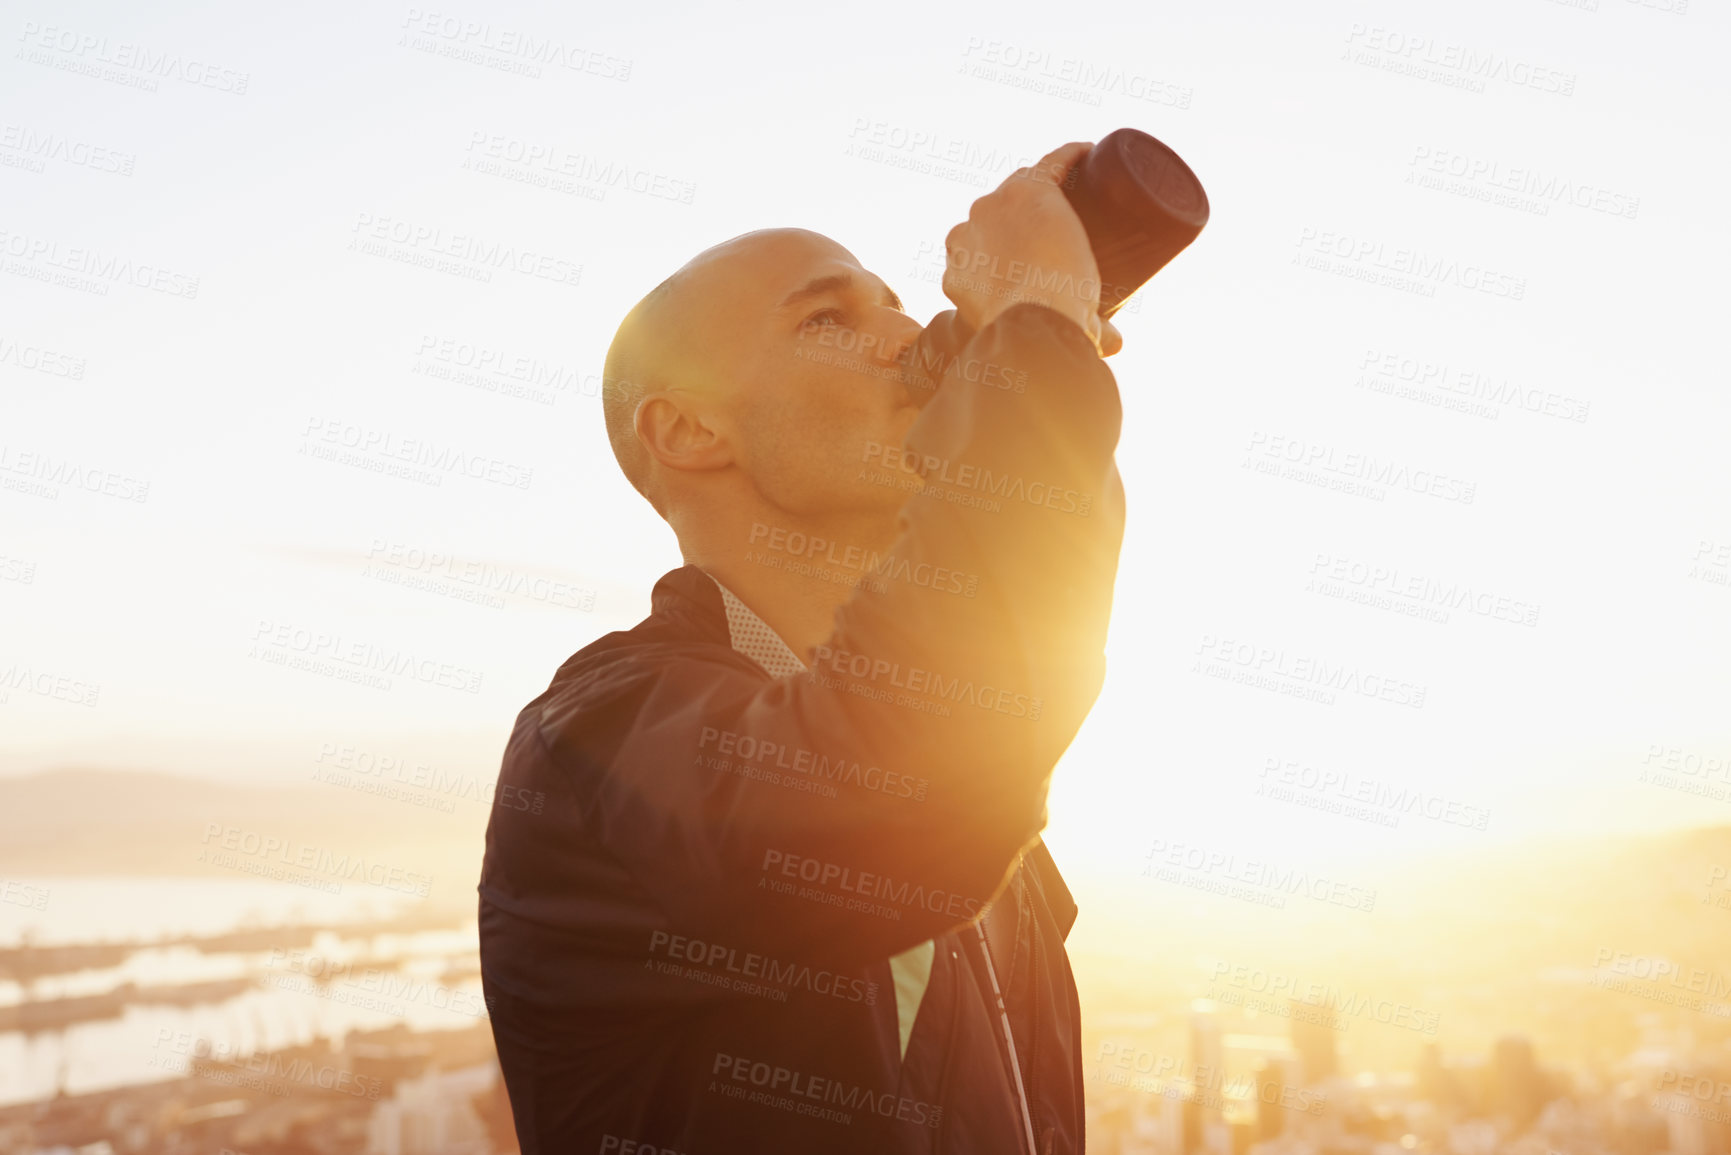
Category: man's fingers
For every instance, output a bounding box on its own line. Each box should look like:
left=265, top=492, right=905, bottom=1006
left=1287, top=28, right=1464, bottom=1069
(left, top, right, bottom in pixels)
left=1099, top=318, right=1123, bottom=357
left=1019, top=141, right=1092, bottom=187
left=946, top=139, right=1102, bottom=332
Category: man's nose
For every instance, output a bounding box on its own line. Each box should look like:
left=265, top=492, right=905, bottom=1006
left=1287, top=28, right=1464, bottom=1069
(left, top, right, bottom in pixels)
left=870, top=312, right=924, bottom=365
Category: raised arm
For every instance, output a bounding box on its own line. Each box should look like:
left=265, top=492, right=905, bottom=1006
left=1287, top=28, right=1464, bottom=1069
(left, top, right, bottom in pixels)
left=505, top=143, right=1129, bottom=970
left=545, top=303, right=1124, bottom=967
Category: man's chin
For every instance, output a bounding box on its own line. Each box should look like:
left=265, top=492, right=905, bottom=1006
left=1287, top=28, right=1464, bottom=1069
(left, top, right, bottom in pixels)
left=844, top=465, right=918, bottom=520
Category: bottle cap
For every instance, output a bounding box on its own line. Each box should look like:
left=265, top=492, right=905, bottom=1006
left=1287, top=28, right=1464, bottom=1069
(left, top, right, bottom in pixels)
left=1065, top=128, right=1210, bottom=317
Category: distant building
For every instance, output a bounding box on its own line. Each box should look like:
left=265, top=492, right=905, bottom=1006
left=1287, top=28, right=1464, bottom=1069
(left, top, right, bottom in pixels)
left=1289, top=1004, right=1337, bottom=1086
left=1488, top=1035, right=1545, bottom=1130
left=1415, top=1041, right=1464, bottom=1111
left=1192, top=1001, right=1226, bottom=1146
left=1254, top=1057, right=1305, bottom=1141
left=367, top=1061, right=498, bottom=1155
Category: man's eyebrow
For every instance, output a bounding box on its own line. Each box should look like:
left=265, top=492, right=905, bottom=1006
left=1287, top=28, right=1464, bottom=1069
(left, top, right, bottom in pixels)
left=777, top=272, right=904, bottom=313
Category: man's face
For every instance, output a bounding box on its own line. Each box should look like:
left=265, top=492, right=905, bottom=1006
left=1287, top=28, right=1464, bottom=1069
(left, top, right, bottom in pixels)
left=679, top=229, right=925, bottom=519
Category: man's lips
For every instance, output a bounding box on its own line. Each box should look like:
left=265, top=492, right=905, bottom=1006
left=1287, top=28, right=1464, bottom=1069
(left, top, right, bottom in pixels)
left=895, top=360, right=941, bottom=409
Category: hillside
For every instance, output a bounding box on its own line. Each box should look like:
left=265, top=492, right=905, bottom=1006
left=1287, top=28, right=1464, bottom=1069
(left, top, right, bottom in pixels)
left=0, top=767, right=487, bottom=887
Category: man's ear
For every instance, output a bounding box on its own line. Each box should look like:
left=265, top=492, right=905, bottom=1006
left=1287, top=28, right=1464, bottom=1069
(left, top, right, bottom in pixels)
left=634, top=391, right=734, bottom=474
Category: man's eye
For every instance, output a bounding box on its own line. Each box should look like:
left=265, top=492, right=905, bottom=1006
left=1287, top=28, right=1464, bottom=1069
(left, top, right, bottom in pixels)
left=803, top=309, right=844, bottom=328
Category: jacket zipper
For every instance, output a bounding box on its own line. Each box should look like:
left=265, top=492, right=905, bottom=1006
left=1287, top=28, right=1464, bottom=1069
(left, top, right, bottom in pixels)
left=932, top=940, right=963, bottom=1155
left=1024, top=878, right=1047, bottom=1154
left=975, top=906, right=1037, bottom=1155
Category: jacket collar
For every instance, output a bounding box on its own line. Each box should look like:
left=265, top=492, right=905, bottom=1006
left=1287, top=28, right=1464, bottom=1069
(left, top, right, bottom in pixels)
left=648, top=565, right=809, bottom=677
left=707, top=576, right=809, bottom=677
left=648, top=564, right=735, bottom=647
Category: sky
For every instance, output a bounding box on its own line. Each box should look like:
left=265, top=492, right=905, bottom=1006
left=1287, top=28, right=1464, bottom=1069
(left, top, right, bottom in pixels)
left=2, top=0, right=1728, bottom=884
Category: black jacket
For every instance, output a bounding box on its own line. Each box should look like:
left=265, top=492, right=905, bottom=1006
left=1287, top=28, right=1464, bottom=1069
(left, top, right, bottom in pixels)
left=478, top=303, right=1127, bottom=1154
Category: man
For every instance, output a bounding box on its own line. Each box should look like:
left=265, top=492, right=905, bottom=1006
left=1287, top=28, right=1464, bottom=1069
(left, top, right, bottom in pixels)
left=478, top=141, right=1129, bottom=1154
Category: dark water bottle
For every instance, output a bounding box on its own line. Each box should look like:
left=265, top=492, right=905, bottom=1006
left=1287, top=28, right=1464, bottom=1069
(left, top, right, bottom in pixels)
left=903, top=128, right=1209, bottom=396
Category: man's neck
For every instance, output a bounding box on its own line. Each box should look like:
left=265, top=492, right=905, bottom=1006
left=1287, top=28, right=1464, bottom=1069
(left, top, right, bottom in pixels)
left=678, top=508, right=901, bottom=665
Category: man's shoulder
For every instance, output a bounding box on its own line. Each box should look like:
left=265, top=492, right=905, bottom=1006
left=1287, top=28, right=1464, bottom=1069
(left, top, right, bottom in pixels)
left=521, top=563, right=766, bottom=754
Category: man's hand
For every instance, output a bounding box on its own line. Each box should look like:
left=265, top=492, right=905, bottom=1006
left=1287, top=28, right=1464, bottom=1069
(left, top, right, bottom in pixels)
left=942, top=141, right=1123, bottom=357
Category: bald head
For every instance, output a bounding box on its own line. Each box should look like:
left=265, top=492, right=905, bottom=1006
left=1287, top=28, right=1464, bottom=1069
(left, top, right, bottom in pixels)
left=602, top=230, right=839, bottom=516
left=601, top=273, right=683, bottom=516
left=600, top=227, right=922, bottom=540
